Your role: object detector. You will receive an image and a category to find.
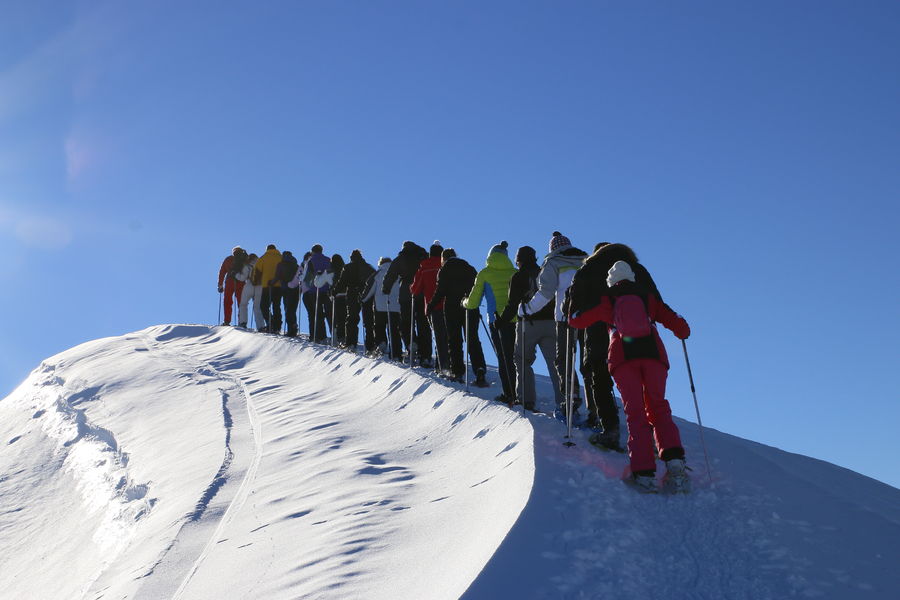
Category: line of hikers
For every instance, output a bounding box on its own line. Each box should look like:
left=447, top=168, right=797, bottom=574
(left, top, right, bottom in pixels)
left=216, top=232, right=693, bottom=493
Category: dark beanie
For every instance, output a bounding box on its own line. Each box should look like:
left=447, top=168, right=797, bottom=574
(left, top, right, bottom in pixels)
left=430, top=240, right=443, bottom=257
left=350, top=249, right=363, bottom=262
left=441, top=248, right=457, bottom=261
left=311, top=243, right=323, bottom=253
left=515, top=245, right=537, bottom=265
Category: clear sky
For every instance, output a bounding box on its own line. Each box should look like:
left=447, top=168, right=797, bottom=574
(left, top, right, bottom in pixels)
left=1, top=1, right=898, bottom=488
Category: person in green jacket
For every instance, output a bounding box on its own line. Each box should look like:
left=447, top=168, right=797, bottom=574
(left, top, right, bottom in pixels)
left=464, top=241, right=518, bottom=403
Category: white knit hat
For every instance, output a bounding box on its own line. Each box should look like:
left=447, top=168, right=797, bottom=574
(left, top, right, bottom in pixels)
left=607, top=261, right=636, bottom=287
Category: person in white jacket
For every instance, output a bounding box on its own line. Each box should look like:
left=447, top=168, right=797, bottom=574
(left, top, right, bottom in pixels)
left=237, top=254, right=265, bottom=330
left=361, top=257, right=402, bottom=359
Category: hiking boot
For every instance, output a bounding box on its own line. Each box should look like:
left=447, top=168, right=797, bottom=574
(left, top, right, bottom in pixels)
left=626, top=472, right=659, bottom=494
left=590, top=425, right=623, bottom=452
left=493, top=393, right=511, bottom=405
left=584, top=412, right=601, bottom=430
left=474, top=368, right=489, bottom=388
left=420, top=357, right=433, bottom=369
left=662, top=459, right=691, bottom=494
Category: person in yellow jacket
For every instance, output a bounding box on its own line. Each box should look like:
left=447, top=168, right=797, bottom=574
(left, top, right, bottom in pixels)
left=253, top=244, right=283, bottom=333
left=464, top=241, right=517, bottom=403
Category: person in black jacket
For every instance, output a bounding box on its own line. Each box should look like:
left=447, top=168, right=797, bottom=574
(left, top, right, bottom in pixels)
left=429, top=248, right=487, bottom=386
left=383, top=241, right=431, bottom=365
left=497, top=246, right=562, bottom=410
left=330, top=254, right=347, bottom=346
left=567, top=242, right=659, bottom=449
left=333, top=249, right=376, bottom=352
left=274, top=251, right=300, bottom=337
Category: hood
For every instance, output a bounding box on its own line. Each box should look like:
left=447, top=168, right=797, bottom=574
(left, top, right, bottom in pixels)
left=584, top=243, right=638, bottom=268
left=485, top=252, right=515, bottom=271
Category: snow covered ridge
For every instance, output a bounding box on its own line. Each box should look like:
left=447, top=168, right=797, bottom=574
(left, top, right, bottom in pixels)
left=2, top=325, right=900, bottom=599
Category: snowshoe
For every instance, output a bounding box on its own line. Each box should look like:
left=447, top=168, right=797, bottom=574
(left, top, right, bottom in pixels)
left=625, top=472, right=658, bottom=494
left=661, top=459, right=691, bottom=494
left=473, top=369, right=489, bottom=388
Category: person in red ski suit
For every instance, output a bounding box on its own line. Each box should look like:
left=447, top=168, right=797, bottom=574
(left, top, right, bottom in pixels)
left=569, top=260, right=691, bottom=492
left=217, top=246, right=248, bottom=325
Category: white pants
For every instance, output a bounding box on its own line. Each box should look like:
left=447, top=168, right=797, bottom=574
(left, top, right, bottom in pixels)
left=239, top=283, right=265, bottom=328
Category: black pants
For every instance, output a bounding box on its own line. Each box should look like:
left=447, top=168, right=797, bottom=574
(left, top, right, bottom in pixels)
left=262, top=287, right=283, bottom=333
left=490, top=319, right=517, bottom=398
left=374, top=310, right=403, bottom=359
left=282, top=287, right=299, bottom=336
left=583, top=322, right=618, bottom=428
left=362, top=300, right=376, bottom=352
left=414, top=295, right=432, bottom=361
left=332, top=294, right=347, bottom=344
left=555, top=322, right=585, bottom=409
left=302, top=291, right=317, bottom=338
left=345, top=293, right=362, bottom=347
left=445, top=302, right=486, bottom=378
left=429, top=308, right=450, bottom=373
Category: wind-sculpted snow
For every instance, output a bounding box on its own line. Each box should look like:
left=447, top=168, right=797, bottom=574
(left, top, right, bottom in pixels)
left=1, top=324, right=898, bottom=600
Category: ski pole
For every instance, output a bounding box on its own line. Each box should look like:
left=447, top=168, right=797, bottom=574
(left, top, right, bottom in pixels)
left=409, top=294, right=415, bottom=369
left=465, top=307, right=470, bottom=391
left=218, top=290, right=223, bottom=326
left=682, top=340, right=712, bottom=482
left=564, top=325, right=575, bottom=446
left=332, top=294, right=336, bottom=347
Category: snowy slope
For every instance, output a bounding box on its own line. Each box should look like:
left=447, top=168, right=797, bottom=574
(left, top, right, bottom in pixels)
left=1, top=325, right=898, bottom=600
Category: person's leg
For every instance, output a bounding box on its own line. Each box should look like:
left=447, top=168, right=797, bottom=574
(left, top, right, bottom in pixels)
left=373, top=311, right=387, bottom=351
left=302, top=292, right=316, bottom=337
left=414, top=296, right=432, bottom=362
left=314, top=291, right=329, bottom=342
left=430, top=309, right=450, bottom=373
left=536, top=320, right=563, bottom=405
left=260, top=287, right=272, bottom=330
left=238, top=283, right=252, bottom=326
left=345, top=295, right=361, bottom=347
left=223, top=279, right=236, bottom=324
left=444, top=304, right=464, bottom=377
left=270, top=287, right=283, bottom=333
left=252, top=286, right=265, bottom=329
left=517, top=320, right=538, bottom=408
left=284, top=288, right=299, bottom=336
left=613, top=362, right=657, bottom=474
left=642, top=360, right=684, bottom=461
left=362, top=301, right=376, bottom=351
left=466, top=309, right=487, bottom=377
left=389, top=310, right=403, bottom=359
left=585, top=324, right=618, bottom=430
left=398, top=290, right=412, bottom=355
left=334, top=295, right=347, bottom=344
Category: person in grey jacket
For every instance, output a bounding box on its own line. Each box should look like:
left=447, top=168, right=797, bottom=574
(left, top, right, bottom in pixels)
left=519, top=232, right=588, bottom=415
left=362, top=257, right=403, bottom=359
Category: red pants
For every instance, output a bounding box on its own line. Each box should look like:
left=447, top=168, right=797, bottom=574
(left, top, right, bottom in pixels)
left=223, top=279, right=245, bottom=324
left=613, top=359, right=682, bottom=473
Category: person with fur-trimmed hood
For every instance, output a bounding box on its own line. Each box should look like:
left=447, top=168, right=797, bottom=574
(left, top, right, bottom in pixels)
left=383, top=241, right=430, bottom=364
left=519, top=232, right=588, bottom=414
left=497, top=245, right=563, bottom=411
left=411, top=242, right=448, bottom=373
left=362, top=257, right=403, bottom=359
left=569, top=260, right=691, bottom=494
left=333, top=249, right=376, bottom=352
left=217, top=246, right=249, bottom=326
left=568, top=242, right=660, bottom=447
left=465, top=241, right=517, bottom=402
left=429, top=248, right=487, bottom=386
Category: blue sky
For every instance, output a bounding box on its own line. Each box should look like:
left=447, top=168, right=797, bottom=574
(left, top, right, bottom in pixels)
left=1, top=1, right=898, bottom=487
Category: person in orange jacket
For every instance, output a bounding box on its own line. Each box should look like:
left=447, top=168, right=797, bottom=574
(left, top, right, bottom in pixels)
left=217, top=246, right=248, bottom=325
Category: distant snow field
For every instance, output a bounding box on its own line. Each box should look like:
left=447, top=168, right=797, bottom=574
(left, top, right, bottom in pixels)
left=1, top=325, right=898, bottom=599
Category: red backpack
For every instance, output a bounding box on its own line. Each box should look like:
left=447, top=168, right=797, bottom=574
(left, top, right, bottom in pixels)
left=612, top=294, right=652, bottom=340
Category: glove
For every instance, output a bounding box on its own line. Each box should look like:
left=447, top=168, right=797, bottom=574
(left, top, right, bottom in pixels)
left=517, top=304, right=526, bottom=318
left=673, top=319, right=691, bottom=340
left=217, top=286, right=224, bottom=293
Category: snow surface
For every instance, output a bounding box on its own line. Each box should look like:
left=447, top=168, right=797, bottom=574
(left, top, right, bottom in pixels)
left=1, top=324, right=898, bottom=599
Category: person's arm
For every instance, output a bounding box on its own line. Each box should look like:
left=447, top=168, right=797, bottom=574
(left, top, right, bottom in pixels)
left=382, top=259, right=400, bottom=294
left=428, top=267, right=447, bottom=312
left=521, top=262, right=556, bottom=316
left=463, top=270, right=486, bottom=310
left=652, top=298, right=690, bottom=339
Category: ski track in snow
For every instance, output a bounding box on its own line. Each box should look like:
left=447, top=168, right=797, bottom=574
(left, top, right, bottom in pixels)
left=131, top=329, right=263, bottom=599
